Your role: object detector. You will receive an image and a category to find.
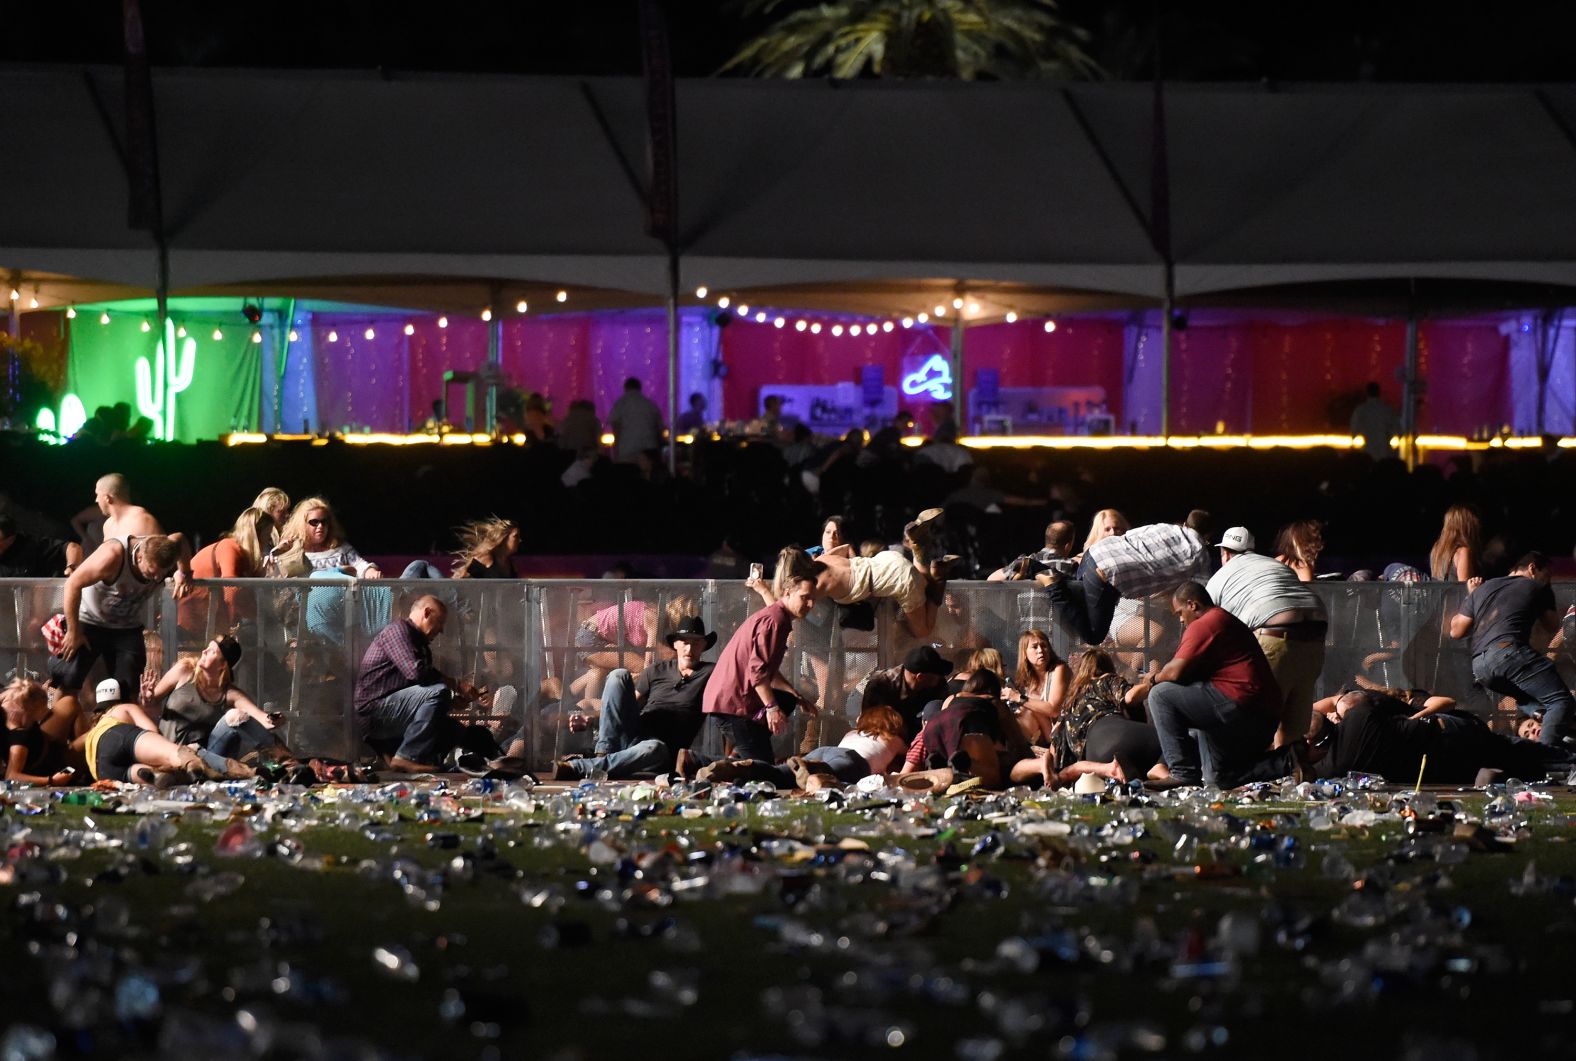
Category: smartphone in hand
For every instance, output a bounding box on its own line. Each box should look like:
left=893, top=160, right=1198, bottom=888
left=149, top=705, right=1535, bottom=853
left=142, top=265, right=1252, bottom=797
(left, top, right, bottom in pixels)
left=749, top=563, right=764, bottom=581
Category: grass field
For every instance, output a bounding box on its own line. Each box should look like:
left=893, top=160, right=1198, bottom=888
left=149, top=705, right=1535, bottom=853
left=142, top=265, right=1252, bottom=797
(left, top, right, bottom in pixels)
left=0, top=777, right=1570, bottom=1059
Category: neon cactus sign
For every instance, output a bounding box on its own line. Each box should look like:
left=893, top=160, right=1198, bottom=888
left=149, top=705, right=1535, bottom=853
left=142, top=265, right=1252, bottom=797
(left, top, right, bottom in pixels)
left=135, top=318, right=196, bottom=441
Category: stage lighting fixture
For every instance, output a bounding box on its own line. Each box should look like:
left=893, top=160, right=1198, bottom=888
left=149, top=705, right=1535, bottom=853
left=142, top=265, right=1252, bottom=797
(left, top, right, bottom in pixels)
left=242, top=303, right=263, bottom=324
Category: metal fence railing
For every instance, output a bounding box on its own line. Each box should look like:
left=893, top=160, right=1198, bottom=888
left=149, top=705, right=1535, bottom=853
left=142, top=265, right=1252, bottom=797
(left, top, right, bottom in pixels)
left=3, top=578, right=1567, bottom=766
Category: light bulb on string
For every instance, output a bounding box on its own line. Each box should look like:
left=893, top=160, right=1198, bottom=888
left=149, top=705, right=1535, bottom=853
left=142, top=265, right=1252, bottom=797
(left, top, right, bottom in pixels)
left=99, top=312, right=110, bottom=325
left=1005, top=311, right=1018, bottom=323
left=437, top=316, right=449, bottom=329
left=7, top=289, right=17, bottom=302
left=28, top=293, right=38, bottom=309
left=967, top=301, right=980, bottom=315
left=851, top=324, right=863, bottom=336
left=901, top=317, right=914, bottom=328
left=287, top=329, right=300, bottom=342
left=717, top=296, right=730, bottom=309
left=251, top=330, right=263, bottom=344
left=555, top=290, right=567, bottom=302
left=952, top=297, right=964, bottom=310
left=516, top=300, right=529, bottom=314
left=882, top=321, right=894, bottom=333
left=364, top=327, right=376, bottom=340
left=810, top=322, right=822, bottom=334
left=794, top=320, right=807, bottom=332
left=754, top=312, right=766, bottom=323
left=403, top=323, right=415, bottom=336
left=934, top=304, right=946, bottom=317
left=177, top=325, right=187, bottom=338
left=831, top=324, right=844, bottom=337
left=481, top=308, right=493, bottom=322
left=65, top=306, right=76, bottom=319
left=1043, top=320, right=1057, bottom=333
left=773, top=317, right=785, bottom=328
left=736, top=303, right=749, bottom=316
left=140, top=320, right=151, bottom=333
left=327, top=330, right=339, bottom=343
left=212, top=328, right=224, bottom=341
left=695, top=285, right=708, bottom=299
left=917, top=312, right=930, bottom=324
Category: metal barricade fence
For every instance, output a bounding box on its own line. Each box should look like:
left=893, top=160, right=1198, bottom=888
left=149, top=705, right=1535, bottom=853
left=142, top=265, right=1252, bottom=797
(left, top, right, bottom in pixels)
left=3, top=577, right=1571, bottom=766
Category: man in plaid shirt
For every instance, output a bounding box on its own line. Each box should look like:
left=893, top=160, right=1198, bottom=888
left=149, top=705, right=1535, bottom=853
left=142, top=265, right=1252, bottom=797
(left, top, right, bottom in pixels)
left=1046, top=510, right=1212, bottom=645
left=354, top=595, right=472, bottom=772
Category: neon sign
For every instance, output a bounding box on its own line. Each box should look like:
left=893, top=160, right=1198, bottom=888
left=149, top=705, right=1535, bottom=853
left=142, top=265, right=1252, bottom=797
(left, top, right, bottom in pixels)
left=35, top=394, right=87, bottom=444
left=901, top=354, right=953, bottom=401
left=135, top=318, right=196, bottom=441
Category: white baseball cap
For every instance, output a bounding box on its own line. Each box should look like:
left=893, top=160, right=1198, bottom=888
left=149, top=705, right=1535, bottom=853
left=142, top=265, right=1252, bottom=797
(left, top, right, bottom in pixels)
left=94, top=677, right=123, bottom=704
left=1215, top=527, right=1256, bottom=553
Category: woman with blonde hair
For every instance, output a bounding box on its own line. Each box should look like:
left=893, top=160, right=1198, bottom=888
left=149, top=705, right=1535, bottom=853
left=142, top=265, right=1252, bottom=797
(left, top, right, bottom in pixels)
left=2, top=677, right=83, bottom=785
left=182, top=507, right=276, bottom=635
left=1003, top=628, right=1068, bottom=743
left=148, top=635, right=289, bottom=765
left=1079, top=508, right=1130, bottom=558
left=1429, top=504, right=1482, bottom=582
left=252, top=488, right=290, bottom=538
left=269, top=496, right=381, bottom=579
left=451, top=517, right=520, bottom=579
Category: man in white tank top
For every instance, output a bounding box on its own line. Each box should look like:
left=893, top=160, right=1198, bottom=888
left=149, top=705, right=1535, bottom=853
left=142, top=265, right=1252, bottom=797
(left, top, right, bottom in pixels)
left=92, top=473, right=193, bottom=596
left=49, top=534, right=182, bottom=698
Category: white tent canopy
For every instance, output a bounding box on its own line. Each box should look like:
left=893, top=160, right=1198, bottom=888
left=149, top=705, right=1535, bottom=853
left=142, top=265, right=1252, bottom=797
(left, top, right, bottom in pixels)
left=8, top=67, right=1576, bottom=310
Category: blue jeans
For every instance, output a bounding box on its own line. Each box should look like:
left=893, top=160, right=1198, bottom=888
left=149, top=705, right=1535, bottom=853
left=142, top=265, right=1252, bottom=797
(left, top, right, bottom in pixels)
left=366, top=683, right=452, bottom=764
left=207, top=715, right=278, bottom=758
left=1045, top=556, right=1120, bottom=644
left=1148, top=679, right=1276, bottom=786
left=563, top=669, right=679, bottom=779
left=400, top=561, right=447, bottom=580
left=1473, top=642, right=1575, bottom=746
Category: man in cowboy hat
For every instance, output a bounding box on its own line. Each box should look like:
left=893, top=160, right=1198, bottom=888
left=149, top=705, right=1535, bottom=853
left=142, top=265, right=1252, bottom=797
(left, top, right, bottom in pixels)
left=553, top=616, right=718, bottom=780
left=856, top=644, right=955, bottom=740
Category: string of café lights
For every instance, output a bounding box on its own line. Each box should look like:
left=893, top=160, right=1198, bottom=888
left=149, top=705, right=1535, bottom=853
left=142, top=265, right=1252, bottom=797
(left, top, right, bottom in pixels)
left=37, top=284, right=1056, bottom=340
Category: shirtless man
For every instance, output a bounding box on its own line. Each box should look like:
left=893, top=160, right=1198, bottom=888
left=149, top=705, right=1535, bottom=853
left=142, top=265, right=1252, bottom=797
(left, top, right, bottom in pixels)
left=92, top=473, right=193, bottom=596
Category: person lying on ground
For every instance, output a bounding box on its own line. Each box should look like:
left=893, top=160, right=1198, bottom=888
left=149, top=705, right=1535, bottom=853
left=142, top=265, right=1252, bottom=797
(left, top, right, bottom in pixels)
left=688, top=704, right=908, bottom=791
left=72, top=694, right=253, bottom=785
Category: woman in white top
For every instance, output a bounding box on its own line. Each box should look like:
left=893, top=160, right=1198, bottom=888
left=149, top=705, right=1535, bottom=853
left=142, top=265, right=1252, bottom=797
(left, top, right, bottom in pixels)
left=269, top=496, right=382, bottom=579
left=700, top=704, right=909, bottom=792
left=1002, top=628, right=1069, bottom=743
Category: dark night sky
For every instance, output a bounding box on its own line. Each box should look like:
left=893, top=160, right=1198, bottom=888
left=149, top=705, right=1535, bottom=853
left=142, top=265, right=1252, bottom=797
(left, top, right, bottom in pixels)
left=3, top=0, right=1572, bottom=82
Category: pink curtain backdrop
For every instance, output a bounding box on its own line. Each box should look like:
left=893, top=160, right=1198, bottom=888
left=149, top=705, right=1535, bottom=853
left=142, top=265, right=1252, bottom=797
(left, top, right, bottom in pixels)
left=309, top=310, right=1511, bottom=436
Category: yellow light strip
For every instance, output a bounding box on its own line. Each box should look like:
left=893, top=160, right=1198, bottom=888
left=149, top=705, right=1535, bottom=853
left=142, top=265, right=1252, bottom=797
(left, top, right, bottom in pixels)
left=218, top=431, right=1554, bottom=452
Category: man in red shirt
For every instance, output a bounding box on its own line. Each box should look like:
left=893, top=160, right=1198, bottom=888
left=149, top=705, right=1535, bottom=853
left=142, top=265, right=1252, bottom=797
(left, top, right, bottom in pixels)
left=1148, top=581, right=1281, bottom=786
left=689, top=567, right=821, bottom=767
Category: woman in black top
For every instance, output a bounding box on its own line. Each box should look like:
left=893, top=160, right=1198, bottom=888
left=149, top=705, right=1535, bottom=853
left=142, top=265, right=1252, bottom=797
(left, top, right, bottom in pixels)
left=1043, top=649, right=1164, bottom=786
left=452, top=518, right=520, bottom=579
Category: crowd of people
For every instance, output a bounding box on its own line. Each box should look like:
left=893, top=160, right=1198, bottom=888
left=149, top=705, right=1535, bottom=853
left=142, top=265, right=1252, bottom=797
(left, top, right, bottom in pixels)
left=2, top=463, right=1575, bottom=794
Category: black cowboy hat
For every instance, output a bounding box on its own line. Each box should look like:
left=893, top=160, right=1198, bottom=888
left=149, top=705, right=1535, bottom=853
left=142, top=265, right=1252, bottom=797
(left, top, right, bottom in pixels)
left=901, top=645, right=953, bottom=677
left=664, top=616, right=717, bottom=650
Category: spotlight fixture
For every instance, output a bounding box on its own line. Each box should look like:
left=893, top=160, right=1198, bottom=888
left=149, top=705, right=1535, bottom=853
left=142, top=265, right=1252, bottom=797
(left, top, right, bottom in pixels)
left=241, top=302, right=263, bottom=325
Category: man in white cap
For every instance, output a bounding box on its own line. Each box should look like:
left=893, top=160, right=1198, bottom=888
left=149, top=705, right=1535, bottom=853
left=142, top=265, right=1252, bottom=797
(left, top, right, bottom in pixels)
left=1205, top=526, right=1327, bottom=747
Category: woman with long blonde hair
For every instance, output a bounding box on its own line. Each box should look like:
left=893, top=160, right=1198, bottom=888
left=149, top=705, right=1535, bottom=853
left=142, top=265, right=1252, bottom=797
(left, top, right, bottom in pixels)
left=452, top=516, right=520, bottom=578
left=1079, top=508, right=1130, bottom=558
left=1003, top=628, right=1068, bottom=743
left=1429, top=504, right=1481, bottom=582
left=148, top=635, right=289, bottom=765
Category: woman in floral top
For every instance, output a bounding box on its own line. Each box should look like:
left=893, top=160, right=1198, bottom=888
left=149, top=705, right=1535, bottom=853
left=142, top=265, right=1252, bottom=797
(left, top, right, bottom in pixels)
left=1044, top=648, right=1166, bottom=786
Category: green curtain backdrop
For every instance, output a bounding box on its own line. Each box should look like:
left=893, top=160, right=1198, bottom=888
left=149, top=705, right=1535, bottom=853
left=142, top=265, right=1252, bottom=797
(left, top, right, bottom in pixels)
left=66, top=315, right=262, bottom=442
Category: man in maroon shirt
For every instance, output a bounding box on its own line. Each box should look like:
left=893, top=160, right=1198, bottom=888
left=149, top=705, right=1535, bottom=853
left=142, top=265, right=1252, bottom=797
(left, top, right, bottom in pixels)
left=689, top=567, right=821, bottom=767
left=1148, top=581, right=1281, bottom=786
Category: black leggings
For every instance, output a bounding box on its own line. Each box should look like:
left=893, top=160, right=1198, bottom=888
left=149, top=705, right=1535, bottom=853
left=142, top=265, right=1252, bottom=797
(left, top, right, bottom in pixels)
left=1083, top=715, right=1162, bottom=781
left=93, top=723, right=146, bottom=782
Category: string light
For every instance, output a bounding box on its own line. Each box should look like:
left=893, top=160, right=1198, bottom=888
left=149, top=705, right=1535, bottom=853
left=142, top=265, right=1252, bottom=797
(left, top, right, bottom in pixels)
left=555, top=290, right=567, bottom=302
left=695, top=285, right=709, bottom=299
left=327, top=330, right=339, bottom=343
left=7, top=289, right=17, bottom=302
left=754, top=311, right=767, bottom=323
left=967, top=301, right=980, bottom=315
left=28, top=293, right=38, bottom=309
left=516, top=300, right=529, bottom=313
left=901, top=317, right=914, bottom=328
left=952, top=297, right=964, bottom=310
left=403, top=323, right=415, bottom=336
left=851, top=324, right=862, bottom=336
left=882, top=321, right=894, bottom=333
left=717, top=296, right=730, bottom=309
left=287, top=329, right=300, bottom=342
left=364, top=327, right=376, bottom=340
left=176, top=326, right=187, bottom=338
left=831, top=324, right=844, bottom=337
left=736, top=303, right=749, bottom=316
left=917, top=312, right=930, bottom=324
left=794, top=320, right=807, bottom=332
left=251, top=330, right=263, bottom=344
left=1043, top=320, right=1057, bottom=333
left=212, top=328, right=224, bottom=340
left=810, top=323, right=822, bottom=334
left=139, top=320, right=151, bottom=333
left=1005, top=311, right=1018, bottom=323
left=481, top=308, right=493, bottom=322
left=65, top=306, right=76, bottom=319
left=934, top=304, right=946, bottom=316
left=773, top=316, right=785, bottom=328
left=437, top=316, right=449, bottom=329
left=99, top=312, right=110, bottom=325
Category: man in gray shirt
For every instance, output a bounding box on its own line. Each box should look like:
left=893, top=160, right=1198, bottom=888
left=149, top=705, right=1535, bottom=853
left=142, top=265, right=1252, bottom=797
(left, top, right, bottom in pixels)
left=1451, top=551, right=1572, bottom=746
left=608, top=377, right=663, bottom=463
left=1205, top=526, right=1327, bottom=746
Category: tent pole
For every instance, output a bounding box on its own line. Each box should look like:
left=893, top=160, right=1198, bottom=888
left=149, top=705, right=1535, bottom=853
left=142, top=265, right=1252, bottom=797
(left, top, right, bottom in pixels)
left=951, top=308, right=965, bottom=434
left=1160, top=267, right=1173, bottom=437
left=666, top=250, right=679, bottom=476
left=1402, top=310, right=1420, bottom=471
left=485, top=311, right=500, bottom=435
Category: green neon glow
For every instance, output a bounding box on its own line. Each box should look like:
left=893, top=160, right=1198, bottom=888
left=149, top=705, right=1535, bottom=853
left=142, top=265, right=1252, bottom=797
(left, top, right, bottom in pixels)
left=135, top=319, right=196, bottom=441
left=35, top=393, right=87, bottom=444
